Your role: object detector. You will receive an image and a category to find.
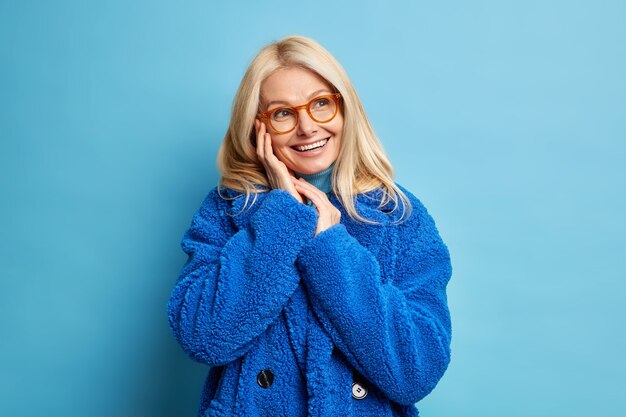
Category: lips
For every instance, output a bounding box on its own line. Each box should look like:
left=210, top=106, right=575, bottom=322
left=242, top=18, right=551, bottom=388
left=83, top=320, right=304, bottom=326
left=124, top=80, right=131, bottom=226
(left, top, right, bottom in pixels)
left=292, top=137, right=330, bottom=152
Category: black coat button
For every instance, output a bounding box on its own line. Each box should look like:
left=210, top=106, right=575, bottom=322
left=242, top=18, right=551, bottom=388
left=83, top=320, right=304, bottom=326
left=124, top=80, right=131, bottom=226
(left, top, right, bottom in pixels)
left=257, top=369, right=274, bottom=388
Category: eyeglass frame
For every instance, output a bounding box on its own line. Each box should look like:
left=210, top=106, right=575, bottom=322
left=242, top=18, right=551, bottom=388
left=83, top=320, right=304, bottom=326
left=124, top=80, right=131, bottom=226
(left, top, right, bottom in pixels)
left=257, top=92, right=343, bottom=134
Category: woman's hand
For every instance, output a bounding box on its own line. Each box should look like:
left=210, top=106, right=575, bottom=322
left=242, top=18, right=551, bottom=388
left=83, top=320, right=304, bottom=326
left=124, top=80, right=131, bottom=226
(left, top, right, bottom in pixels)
left=292, top=177, right=341, bottom=236
left=255, top=119, right=303, bottom=203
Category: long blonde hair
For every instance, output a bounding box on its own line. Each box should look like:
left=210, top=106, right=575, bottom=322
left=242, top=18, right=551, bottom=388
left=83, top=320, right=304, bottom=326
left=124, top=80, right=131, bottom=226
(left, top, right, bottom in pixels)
left=217, top=35, right=411, bottom=223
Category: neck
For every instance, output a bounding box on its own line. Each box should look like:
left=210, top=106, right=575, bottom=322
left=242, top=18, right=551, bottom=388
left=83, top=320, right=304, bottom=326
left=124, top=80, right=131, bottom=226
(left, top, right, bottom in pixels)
left=295, top=163, right=335, bottom=194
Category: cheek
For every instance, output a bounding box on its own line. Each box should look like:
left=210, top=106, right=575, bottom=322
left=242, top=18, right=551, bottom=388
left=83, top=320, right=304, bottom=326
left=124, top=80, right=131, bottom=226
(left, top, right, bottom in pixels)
left=330, top=115, right=344, bottom=136
left=270, top=137, right=292, bottom=159
left=330, top=120, right=343, bottom=143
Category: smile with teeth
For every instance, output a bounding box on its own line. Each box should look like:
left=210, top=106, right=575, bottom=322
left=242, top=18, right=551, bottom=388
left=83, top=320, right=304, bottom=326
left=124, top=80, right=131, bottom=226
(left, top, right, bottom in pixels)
left=293, top=138, right=329, bottom=152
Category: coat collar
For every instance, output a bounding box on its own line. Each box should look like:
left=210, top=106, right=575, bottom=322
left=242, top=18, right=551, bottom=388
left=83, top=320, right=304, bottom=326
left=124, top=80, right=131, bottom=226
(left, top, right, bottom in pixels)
left=218, top=186, right=267, bottom=230
left=219, top=186, right=392, bottom=257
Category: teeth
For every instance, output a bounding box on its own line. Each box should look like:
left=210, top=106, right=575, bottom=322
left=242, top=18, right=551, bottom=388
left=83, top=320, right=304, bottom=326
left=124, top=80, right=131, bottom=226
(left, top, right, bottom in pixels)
left=295, top=138, right=329, bottom=152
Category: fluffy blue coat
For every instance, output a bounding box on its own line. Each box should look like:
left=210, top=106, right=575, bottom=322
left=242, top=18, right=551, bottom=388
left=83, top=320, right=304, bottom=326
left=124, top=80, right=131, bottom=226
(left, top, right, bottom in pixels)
left=167, top=184, right=452, bottom=417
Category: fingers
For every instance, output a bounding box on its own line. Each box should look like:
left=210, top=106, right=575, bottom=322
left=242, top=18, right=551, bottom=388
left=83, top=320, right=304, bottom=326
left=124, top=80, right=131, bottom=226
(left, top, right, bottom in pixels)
left=255, top=119, right=302, bottom=203
left=292, top=178, right=341, bottom=235
left=255, top=119, right=278, bottom=165
left=286, top=178, right=305, bottom=203
left=292, top=178, right=328, bottom=207
left=255, top=119, right=267, bottom=162
left=264, top=123, right=274, bottom=164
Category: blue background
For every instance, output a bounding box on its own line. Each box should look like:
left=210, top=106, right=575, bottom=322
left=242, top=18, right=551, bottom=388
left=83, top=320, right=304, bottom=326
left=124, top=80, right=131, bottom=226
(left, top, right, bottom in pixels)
left=1, top=1, right=625, bottom=416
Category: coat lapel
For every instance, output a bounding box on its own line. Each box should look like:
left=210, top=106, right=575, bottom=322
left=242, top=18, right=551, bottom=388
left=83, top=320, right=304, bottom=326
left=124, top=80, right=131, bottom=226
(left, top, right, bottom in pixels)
left=305, top=308, right=346, bottom=417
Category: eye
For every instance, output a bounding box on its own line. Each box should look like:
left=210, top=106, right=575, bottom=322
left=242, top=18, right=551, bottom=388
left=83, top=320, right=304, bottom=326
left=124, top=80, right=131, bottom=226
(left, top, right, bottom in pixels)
left=312, top=97, right=330, bottom=108
left=272, top=108, right=295, bottom=120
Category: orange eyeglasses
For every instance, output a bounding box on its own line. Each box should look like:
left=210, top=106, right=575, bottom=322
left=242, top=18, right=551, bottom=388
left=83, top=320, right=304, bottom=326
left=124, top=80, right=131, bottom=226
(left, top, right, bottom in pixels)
left=257, top=93, right=342, bottom=134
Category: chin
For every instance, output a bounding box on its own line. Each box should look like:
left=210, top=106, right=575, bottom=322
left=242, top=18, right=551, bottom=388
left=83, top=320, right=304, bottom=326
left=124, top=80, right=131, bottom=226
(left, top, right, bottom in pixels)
left=292, top=161, right=334, bottom=175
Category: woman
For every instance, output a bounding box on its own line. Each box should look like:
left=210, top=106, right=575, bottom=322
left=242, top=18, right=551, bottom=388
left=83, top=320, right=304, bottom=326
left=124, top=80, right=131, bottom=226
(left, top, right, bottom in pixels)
left=167, top=35, right=452, bottom=417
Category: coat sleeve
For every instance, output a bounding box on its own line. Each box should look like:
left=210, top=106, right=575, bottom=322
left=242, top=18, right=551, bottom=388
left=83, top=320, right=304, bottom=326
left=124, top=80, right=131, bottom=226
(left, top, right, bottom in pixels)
left=167, top=188, right=317, bottom=367
left=296, top=192, right=452, bottom=405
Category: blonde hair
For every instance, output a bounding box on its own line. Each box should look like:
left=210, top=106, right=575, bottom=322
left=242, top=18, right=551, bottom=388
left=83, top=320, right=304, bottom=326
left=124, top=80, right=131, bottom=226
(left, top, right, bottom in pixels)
left=217, top=35, right=411, bottom=223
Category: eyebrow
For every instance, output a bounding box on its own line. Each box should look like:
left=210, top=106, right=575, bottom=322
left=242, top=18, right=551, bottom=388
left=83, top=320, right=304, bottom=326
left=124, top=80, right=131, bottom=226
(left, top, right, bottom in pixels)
left=265, top=88, right=331, bottom=109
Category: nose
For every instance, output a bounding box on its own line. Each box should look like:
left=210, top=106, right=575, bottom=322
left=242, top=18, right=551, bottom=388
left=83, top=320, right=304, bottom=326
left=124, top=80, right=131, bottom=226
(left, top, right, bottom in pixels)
left=296, top=108, right=318, bottom=137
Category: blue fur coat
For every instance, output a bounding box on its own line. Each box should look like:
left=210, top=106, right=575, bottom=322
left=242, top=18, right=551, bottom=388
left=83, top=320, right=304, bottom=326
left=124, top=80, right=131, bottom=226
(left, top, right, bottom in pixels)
left=167, top=184, right=452, bottom=417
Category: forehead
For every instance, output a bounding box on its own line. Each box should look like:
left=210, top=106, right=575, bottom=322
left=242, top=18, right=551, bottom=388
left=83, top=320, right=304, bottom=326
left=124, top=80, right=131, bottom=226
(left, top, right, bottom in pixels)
left=260, top=67, right=332, bottom=104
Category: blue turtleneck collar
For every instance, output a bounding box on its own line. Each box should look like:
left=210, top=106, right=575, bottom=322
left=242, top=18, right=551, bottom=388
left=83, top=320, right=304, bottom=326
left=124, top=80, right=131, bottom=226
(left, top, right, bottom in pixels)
left=295, top=162, right=335, bottom=194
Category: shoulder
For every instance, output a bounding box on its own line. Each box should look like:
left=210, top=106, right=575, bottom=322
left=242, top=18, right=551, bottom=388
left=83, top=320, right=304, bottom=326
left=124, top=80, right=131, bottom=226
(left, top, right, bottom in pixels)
left=194, top=186, right=231, bottom=217
left=196, top=185, right=268, bottom=215
left=392, top=184, right=449, bottom=258
left=354, top=182, right=429, bottom=226
left=394, top=183, right=444, bottom=232
left=394, top=183, right=430, bottom=219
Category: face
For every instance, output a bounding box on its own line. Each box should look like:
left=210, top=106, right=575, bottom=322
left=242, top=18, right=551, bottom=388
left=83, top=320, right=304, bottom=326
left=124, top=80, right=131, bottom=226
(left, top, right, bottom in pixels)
left=259, top=66, right=343, bottom=175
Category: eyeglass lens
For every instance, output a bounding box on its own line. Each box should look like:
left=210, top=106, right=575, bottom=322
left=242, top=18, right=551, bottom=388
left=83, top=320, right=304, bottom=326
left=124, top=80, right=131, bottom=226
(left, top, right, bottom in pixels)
left=270, top=96, right=337, bottom=133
